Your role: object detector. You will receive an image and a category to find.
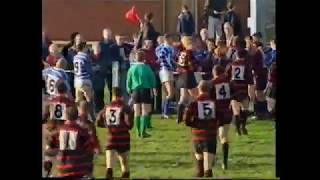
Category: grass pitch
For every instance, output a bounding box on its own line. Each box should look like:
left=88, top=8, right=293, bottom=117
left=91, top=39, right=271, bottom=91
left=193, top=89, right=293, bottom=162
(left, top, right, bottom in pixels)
left=93, top=115, right=276, bottom=179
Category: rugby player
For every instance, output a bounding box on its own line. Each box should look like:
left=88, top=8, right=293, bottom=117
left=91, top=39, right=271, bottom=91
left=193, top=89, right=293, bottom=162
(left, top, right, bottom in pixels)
left=96, top=88, right=134, bottom=179
left=210, top=65, right=233, bottom=170
left=127, top=50, right=157, bottom=138
left=183, top=81, right=218, bottom=177
left=155, top=34, right=176, bottom=119
left=228, top=49, right=254, bottom=135
left=47, top=106, right=93, bottom=178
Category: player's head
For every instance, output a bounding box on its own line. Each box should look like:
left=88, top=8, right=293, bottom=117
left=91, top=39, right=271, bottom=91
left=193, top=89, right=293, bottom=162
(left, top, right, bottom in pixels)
left=223, top=22, right=234, bottom=35
left=56, top=82, right=67, bottom=94
left=157, top=36, right=165, bottom=45
left=55, top=58, right=67, bottom=70
left=206, top=38, right=216, bottom=52
left=198, top=80, right=210, bottom=94
left=143, top=40, right=153, bottom=50
left=181, top=35, right=193, bottom=50
left=78, top=100, right=89, bottom=115
left=213, top=65, right=225, bottom=78
left=236, top=49, right=247, bottom=60
left=66, top=105, right=78, bottom=121
left=164, top=34, right=174, bottom=45
left=76, top=42, right=87, bottom=52
left=214, top=47, right=227, bottom=58
left=135, top=49, right=145, bottom=62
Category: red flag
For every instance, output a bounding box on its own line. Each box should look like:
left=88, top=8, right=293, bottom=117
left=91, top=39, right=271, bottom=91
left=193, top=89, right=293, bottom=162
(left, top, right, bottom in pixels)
left=125, top=6, right=141, bottom=26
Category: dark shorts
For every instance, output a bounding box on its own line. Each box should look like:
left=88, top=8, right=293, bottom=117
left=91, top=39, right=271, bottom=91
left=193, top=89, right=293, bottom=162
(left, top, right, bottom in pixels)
left=217, top=110, right=232, bottom=126
left=193, top=139, right=217, bottom=154
left=231, top=93, right=249, bottom=102
left=106, top=146, right=130, bottom=154
left=255, top=70, right=268, bottom=90
left=177, top=72, right=197, bottom=89
left=131, top=88, right=152, bottom=104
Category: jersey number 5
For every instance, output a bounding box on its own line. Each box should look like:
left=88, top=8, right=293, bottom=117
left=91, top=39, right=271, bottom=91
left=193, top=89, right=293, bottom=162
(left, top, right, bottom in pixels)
left=198, top=101, right=215, bottom=120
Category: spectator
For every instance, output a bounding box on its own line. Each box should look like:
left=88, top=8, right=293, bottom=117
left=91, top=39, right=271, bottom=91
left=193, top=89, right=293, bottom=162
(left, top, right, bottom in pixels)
left=62, top=32, right=80, bottom=65
left=42, top=30, right=52, bottom=60
left=46, top=43, right=64, bottom=67
left=200, top=28, right=209, bottom=44
left=201, top=38, right=216, bottom=80
left=177, top=5, right=195, bottom=36
left=264, top=39, right=276, bottom=69
left=204, top=0, right=227, bottom=43
left=224, top=1, right=242, bottom=36
left=99, top=28, right=121, bottom=102
left=140, top=12, right=159, bottom=47
left=116, top=35, right=133, bottom=103
left=222, top=22, right=235, bottom=47
left=226, top=35, right=245, bottom=61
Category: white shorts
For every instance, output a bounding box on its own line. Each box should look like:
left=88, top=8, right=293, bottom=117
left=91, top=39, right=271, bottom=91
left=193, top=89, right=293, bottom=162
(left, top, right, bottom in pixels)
left=159, top=69, right=174, bottom=83
left=74, top=78, right=93, bottom=102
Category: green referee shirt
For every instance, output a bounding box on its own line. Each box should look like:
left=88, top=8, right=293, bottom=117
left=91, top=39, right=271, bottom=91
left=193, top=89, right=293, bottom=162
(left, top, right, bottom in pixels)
left=126, top=62, right=156, bottom=93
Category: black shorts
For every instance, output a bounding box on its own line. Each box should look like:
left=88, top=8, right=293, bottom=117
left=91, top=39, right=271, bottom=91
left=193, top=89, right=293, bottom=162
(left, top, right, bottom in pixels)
left=217, top=110, right=232, bottom=126
left=106, top=146, right=130, bottom=154
left=231, top=93, right=249, bottom=102
left=194, top=139, right=217, bottom=154
left=131, top=88, right=152, bottom=104
left=177, top=72, right=197, bottom=89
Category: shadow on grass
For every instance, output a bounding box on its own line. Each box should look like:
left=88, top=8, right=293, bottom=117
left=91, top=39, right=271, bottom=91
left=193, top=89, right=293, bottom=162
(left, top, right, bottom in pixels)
left=132, top=151, right=191, bottom=156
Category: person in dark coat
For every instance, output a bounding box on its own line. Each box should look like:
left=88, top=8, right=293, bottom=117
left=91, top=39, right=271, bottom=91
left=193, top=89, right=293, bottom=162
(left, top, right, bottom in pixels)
left=177, top=5, right=195, bottom=36
left=224, top=2, right=242, bottom=37
left=140, top=12, right=159, bottom=48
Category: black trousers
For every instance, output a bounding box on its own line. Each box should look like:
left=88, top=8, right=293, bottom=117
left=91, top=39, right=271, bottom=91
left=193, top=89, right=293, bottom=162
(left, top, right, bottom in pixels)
left=94, top=89, right=105, bottom=113
left=105, top=73, right=113, bottom=102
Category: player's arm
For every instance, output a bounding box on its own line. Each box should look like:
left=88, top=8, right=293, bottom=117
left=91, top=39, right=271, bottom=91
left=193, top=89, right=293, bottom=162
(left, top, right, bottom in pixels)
left=123, top=106, right=134, bottom=130
left=183, top=102, right=196, bottom=127
left=96, top=108, right=106, bottom=128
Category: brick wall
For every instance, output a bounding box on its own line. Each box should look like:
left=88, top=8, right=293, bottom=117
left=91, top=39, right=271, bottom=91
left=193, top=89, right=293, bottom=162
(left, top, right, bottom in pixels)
left=43, top=0, right=163, bottom=41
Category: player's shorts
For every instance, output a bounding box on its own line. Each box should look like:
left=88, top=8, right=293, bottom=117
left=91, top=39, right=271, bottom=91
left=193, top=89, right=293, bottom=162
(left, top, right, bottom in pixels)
left=254, top=70, right=268, bottom=91
left=106, top=146, right=130, bottom=154
left=176, top=72, right=197, bottom=89
left=231, top=92, right=249, bottom=102
left=74, top=78, right=93, bottom=102
left=131, top=88, right=152, bottom=104
left=194, top=139, right=217, bottom=154
left=159, top=69, right=174, bottom=83
left=216, top=109, right=233, bottom=126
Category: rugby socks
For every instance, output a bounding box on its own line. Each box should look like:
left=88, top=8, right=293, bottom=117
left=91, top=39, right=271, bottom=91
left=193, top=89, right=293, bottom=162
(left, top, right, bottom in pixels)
left=177, top=103, right=185, bottom=123
left=121, top=171, right=130, bottom=178
left=241, top=110, right=249, bottom=135
left=222, top=143, right=229, bottom=169
left=233, top=115, right=242, bottom=135
left=196, top=159, right=204, bottom=177
left=140, top=116, right=150, bottom=137
left=135, top=116, right=141, bottom=136
left=204, top=169, right=213, bottom=177
left=106, top=168, right=113, bottom=180
left=146, top=113, right=152, bottom=129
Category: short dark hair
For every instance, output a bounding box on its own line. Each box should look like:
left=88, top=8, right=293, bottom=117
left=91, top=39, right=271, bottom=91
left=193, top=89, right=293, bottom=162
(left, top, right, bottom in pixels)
left=213, top=65, right=225, bottom=76
left=66, top=105, right=78, bottom=120
left=182, top=5, right=189, bottom=10
left=76, top=42, right=87, bottom=52
left=57, top=82, right=67, bottom=94
left=135, top=49, right=145, bottom=62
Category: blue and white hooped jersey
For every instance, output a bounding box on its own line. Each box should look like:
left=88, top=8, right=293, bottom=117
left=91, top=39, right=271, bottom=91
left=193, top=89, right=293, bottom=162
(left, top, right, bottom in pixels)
left=73, top=52, right=93, bottom=80
left=42, top=67, right=70, bottom=95
left=156, top=44, right=176, bottom=71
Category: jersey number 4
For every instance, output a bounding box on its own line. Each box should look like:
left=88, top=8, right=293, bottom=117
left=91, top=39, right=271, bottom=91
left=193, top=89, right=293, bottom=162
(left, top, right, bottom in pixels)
left=215, top=83, right=231, bottom=100
left=197, top=101, right=215, bottom=120
left=105, top=107, right=121, bottom=126
left=59, top=130, right=78, bottom=150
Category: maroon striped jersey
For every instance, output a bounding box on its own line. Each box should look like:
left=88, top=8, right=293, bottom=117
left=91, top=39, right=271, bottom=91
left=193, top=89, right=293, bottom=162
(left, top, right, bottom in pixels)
left=77, top=113, right=100, bottom=153
left=96, top=98, right=134, bottom=150
left=53, top=120, right=92, bottom=177
left=210, top=74, right=232, bottom=111
left=228, top=58, right=254, bottom=97
left=183, top=93, right=218, bottom=142
left=248, top=50, right=265, bottom=77
left=176, top=50, right=197, bottom=73
left=47, top=94, right=75, bottom=121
